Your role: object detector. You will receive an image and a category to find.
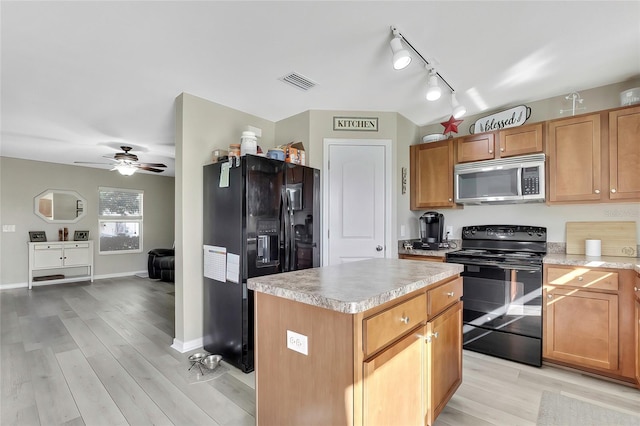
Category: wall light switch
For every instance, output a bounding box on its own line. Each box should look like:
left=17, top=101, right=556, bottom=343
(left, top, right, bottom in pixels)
left=286, top=330, right=308, bottom=355
left=400, top=225, right=406, bottom=237
left=2, top=225, right=15, bottom=232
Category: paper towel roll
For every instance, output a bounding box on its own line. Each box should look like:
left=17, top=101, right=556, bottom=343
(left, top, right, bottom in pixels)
left=585, top=239, right=601, bottom=257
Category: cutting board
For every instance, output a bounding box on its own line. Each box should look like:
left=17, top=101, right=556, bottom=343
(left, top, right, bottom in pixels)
left=566, top=221, right=637, bottom=257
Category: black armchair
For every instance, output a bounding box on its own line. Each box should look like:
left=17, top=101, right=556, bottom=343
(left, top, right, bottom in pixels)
left=148, top=248, right=175, bottom=283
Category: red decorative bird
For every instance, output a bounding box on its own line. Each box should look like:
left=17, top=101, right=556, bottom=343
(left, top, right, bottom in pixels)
left=441, top=115, right=464, bottom=135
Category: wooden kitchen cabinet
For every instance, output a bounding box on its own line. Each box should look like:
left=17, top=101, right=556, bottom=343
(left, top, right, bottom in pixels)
left=456, top=133, right=496, bottom=163
left=609, top=105, right=640, bottom=201
left=543, top=265, right=637, bottom=383
left=455, top=123, right=543, bottom=163
left=254, top=273, right=463, bottom=425
left=546, top=113, right=602, bottom=203
left=425, top=301, right=462, bottom=425
left=410, top=140, right=455, bottom=209
left=498, top=123, right=543, bottom=158
left=363, top=328, right=423, bottom=425
left=635, top=272, right=640, bottom=388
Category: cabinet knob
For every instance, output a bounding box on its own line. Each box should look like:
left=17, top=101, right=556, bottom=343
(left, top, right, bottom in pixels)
left=376, top=245, right=383, bottom=252
left=500, top=148, right=504, bottom=152
left=611, top=188, right=617, bottom=193
left=634, top=287, right=638, bottom=292
left=488, top=150, right=493, bottom=154
left=448, top=198, right=453, bottom=202
left=446, top=291, right=455, bottom=297
left=548, top=294, right=553, bottom=299
left=594, top=189, right=600, bottom=194
left=433, top=332, right=439, bottom=339
left=400, top=316, right=410, bottom=324
left=578, top=276, right=583, bottom=281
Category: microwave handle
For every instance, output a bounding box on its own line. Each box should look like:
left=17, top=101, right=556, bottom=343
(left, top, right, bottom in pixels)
left=516, top=167, right=523, bottom=196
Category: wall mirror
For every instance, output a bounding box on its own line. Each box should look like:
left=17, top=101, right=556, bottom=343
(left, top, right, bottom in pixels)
left=34, top=189, right=87, bottom=223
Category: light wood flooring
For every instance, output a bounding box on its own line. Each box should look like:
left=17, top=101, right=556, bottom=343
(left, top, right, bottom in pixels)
left=1, top=276, right=638, bottom=425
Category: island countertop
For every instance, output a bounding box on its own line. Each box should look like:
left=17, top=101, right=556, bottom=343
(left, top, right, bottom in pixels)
left=247, top=258, right=463, bottom=314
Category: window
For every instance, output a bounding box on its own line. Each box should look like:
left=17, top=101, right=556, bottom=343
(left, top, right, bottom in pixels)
left=98, top=187, right=143, bottom=254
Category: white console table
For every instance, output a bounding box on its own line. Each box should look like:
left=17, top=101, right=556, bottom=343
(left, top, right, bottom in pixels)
left=28, top=241, right=94, bottom=289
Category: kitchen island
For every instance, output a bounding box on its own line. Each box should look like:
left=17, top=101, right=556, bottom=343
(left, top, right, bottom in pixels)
left=247, top=258, right=464, bottom=426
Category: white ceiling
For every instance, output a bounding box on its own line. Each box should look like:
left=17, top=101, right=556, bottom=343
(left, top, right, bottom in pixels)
left=2, top=1, right=639, bottom=177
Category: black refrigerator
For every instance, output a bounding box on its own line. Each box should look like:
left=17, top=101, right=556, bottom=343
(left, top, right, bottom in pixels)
left=203, top=154, right=320, bottom=373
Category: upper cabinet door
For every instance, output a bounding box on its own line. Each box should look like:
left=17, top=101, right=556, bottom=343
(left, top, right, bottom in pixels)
left=546, top=114, right=602, bottom=203
left=410, top=140, right=455, bottom=210
left=498, top=123, right=544, bottom=158
left=609, top=106, right=640, bottom=201
left=456, top=133, right=495, bottom=163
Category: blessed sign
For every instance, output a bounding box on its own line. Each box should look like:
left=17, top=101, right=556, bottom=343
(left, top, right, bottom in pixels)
left=333, top=117, right=378, bottom=131
left=470, top=105, right=531, bottom=134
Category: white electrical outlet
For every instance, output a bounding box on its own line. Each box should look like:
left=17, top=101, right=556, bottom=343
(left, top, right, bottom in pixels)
left=286, top=330, right=308, bottom=355
left=400, top=225, right=406, bottom=237
left=445, top=225, right=453, bottom=237
left=2, top=225, right=15, bottom=232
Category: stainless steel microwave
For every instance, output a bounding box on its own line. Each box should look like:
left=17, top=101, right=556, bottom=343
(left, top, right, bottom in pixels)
left=454, top=153, right=545, bottom=204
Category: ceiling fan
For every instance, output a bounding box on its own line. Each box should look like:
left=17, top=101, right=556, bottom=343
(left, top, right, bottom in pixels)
left=75, top=146, right=167, bottom=175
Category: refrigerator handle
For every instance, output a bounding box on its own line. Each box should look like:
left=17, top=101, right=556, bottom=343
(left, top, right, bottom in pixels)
left=281, top=190, right=290, bottom=272
left=287, top=191, right=295, bottom=271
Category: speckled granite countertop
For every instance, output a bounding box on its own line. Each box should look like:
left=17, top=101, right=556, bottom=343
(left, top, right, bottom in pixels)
left=543, top=253, right=640, bottom=272
left=247, top=258, right=464, bottom=314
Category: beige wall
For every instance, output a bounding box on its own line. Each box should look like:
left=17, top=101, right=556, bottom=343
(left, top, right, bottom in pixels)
left=174, top=92, right=276, bottom=347
left=0, top=157, right=175, bottom=287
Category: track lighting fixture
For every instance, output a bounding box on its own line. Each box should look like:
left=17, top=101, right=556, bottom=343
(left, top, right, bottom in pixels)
left=389, top=25, right=466, bottom=117
left=425, top=66, right=442, bottom=101
left=451, top=92, right=467, bottom=119
left=390, top=29, right=412, bottom=70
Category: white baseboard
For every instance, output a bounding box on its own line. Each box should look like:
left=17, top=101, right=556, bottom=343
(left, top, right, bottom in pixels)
left=0, top=270, right=149, bottom=291
left=171, top=337, right=204, bottom=353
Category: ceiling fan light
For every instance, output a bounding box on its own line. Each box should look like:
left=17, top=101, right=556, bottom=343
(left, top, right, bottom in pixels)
left=115, top=163, right=137, bottom=176
left=390, top=37, right=411, bottom=70
left=451, top=93, right=467, bottom=118
left=426, top=75, right=441, bottom=101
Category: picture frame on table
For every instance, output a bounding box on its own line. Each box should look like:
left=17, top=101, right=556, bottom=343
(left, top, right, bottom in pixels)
left=29, top=231, right=47, bottom=242
left=74, top=230, right=89, bottom=241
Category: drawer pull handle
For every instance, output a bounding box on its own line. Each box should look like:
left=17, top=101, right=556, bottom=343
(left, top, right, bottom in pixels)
left=400, top=316, right=410, bottom=324
left=425, top=332, right=439, bottom=343
left=446, top=291, right=455, bottom=297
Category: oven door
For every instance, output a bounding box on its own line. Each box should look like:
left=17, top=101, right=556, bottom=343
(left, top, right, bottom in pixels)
left=457, top=262, right=543, bottom=366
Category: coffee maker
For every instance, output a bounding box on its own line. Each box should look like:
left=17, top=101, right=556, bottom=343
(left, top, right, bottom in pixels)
left=413, top=211, right=445, bottom=249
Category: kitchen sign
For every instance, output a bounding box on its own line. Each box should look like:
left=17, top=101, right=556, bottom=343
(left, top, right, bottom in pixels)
left=470, top=105, right=531, bottom=134
left=333, top=117, right=378, bottom=131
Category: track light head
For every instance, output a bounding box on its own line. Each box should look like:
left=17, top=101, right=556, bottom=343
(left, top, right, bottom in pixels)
left=451, top=92, right=467, bottom=118
left=390, top=36, right=411, bottom=70
left=425, top=67, right=441, bottom=101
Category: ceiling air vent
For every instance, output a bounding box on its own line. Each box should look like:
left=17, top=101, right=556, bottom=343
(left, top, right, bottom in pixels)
left=279, top=72, right=317, bottom=91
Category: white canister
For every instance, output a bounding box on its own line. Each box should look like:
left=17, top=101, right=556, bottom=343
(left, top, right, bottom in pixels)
left=240, top=131, right=257, bottom=156
left=585, top=239, right=601, bottom=257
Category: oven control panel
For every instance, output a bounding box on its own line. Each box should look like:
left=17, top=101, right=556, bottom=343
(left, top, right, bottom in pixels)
left=462, top=225, right=546, bottom=241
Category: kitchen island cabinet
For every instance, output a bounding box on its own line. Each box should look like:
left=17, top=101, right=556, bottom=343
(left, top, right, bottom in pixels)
left=410, top=140, right=456, bottom=209
left=542, top=259, right=638, bottom=384
left=248, top=259, right=464, bottom=426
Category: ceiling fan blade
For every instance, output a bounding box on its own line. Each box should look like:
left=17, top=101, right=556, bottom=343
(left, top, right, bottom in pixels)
left=136, top=165, right=165, bottom=173
left=74, top=161, right=112, bottom=165
left=136, top=162, right=167, bottom=168
left=101, top=156, right=120, bottom=162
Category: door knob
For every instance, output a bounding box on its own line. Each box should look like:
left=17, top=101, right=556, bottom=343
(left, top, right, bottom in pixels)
left=376, top=245, right=383, bottom=252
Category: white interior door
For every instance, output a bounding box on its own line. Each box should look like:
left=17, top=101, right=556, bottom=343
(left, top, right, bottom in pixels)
left=323, top=139, right=390, bottom=265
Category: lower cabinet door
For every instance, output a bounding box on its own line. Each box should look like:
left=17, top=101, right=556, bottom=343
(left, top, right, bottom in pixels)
left=635, top=297, right=640, bottom=388
left=544, top=287, right=619, bottom=371
left=425, top=301, right=463, bottom=425
left=363, top=327, right=423, bottom=426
